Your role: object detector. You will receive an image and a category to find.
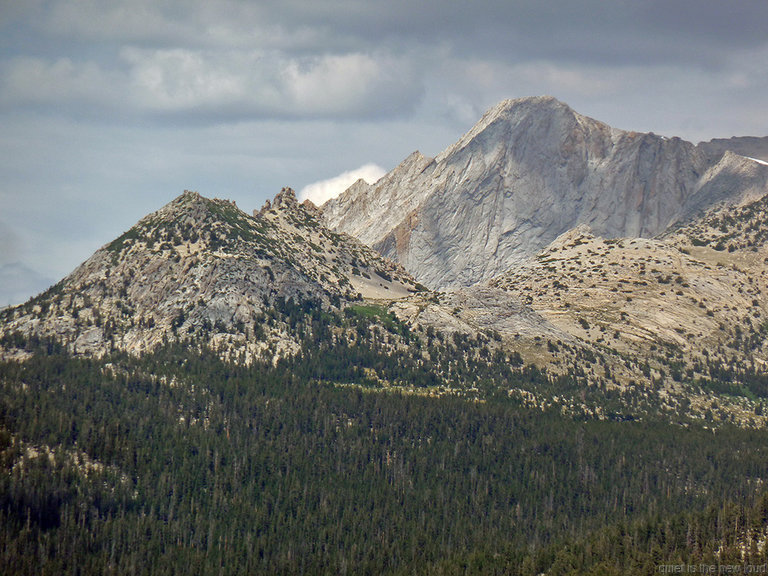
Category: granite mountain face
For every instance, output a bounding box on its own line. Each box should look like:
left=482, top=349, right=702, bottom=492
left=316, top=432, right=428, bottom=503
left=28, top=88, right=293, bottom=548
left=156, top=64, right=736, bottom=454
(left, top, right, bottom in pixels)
left=321, top=96, right=768, bottom=289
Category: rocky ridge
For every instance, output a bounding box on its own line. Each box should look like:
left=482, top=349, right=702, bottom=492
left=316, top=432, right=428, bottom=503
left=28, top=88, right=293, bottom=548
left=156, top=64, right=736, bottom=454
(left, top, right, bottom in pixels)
left=322, top=96, right=768, bottom=289
left=698, top=135, right=768, bottom=164
left=488, top=192, right=768, bottom=425
left=0, top=189, right=423, bottom=362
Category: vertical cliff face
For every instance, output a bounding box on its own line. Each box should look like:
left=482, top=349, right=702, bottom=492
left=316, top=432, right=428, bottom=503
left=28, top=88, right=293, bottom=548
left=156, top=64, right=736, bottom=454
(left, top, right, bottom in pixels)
left=321, top=96, right=768, bottom=290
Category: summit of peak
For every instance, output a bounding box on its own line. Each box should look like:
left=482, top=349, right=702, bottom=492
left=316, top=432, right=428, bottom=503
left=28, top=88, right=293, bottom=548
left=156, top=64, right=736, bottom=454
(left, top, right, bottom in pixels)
left=493, top=95, right=564, bottom=111
left=180, top=189, right=202, bottom=200
left=434, top=96, right=581, bottom=164
left=259, top=187, right=302, bottom=213
left=481, top=96, right=572, bottom=121
left=272, top=187, right=298, bottom=209
left=153, top=190, right=233, bottom=223
left=168, top=189, right=205, bottom=210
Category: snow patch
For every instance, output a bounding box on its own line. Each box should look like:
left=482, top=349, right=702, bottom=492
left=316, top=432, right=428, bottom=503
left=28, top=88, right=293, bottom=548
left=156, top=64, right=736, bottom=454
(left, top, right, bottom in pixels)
left=746, top=156, right=768, bottom=166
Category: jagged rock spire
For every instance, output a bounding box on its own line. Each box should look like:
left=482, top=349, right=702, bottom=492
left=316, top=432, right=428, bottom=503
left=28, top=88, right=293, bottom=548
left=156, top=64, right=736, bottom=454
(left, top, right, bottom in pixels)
left=258, top=187, right=300, bottom=215
left=272, top=187, right=298, bottom=210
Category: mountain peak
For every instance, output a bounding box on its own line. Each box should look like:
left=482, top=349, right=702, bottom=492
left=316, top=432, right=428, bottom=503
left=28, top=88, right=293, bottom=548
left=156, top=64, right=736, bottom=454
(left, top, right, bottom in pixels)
left=324, top=96, right=768, bottom=289
left=155, top=189, right=239, bottom=222
left=1, top=188, right=424, bottom=360
left=272, top=186, right=298, bottom=209
left=489, top=95, right=565, bottom=115
left=434, top=96, right=584, bottom=164
left=258, top=186, right=321, bottom=216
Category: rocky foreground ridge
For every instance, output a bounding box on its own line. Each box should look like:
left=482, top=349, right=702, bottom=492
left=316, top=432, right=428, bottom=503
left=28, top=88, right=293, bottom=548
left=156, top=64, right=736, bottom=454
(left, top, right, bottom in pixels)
left=0, top=188, right=422, bottom=362
left=322, top=96, right=768, bottom=289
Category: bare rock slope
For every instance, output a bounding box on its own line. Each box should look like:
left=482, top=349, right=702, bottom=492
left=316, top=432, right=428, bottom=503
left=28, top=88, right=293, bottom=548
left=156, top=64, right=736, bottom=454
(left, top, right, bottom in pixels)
left=492, top=191, right=768, bottom=397
left=322, top=96, right=768, bottom=289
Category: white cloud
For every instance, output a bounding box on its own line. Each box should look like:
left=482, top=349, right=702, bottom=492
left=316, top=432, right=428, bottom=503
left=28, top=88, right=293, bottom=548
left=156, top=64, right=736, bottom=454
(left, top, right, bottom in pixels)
left=299, top=163, right=386, bottom=206
left=122, top=48, right=254, bottom=112
left=284, top=52, right=419, bottom=116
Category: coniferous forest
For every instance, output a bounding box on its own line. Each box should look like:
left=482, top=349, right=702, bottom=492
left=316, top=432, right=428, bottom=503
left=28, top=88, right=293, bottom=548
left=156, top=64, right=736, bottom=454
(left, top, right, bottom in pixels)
left=3, top=308, right=768, bottom=575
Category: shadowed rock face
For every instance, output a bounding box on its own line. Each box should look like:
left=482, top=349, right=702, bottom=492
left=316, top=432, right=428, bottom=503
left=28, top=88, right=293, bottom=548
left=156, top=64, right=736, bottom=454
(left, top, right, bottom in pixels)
left=322, top=96, right=768, bottom=290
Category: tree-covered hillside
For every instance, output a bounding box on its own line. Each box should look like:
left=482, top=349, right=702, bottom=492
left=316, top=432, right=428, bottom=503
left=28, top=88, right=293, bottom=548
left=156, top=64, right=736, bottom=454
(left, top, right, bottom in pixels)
left=3, top=187, right=768, bottom=574
left=2, top=329, right=768, bottom=575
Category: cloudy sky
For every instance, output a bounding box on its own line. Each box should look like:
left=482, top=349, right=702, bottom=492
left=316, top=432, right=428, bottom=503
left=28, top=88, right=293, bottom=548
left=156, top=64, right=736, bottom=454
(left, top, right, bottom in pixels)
left=1, top=0, right=767, bottom=305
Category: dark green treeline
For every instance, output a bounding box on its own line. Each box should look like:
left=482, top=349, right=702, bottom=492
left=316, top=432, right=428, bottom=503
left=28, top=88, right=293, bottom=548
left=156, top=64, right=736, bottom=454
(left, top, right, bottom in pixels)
left=2, top=337, right=768, bottom=575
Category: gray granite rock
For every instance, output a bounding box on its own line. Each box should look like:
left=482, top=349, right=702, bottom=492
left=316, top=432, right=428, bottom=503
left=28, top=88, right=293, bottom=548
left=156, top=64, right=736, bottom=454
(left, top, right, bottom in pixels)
left=322, top=96, right=768, bottom=289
